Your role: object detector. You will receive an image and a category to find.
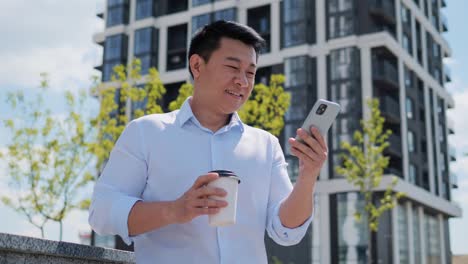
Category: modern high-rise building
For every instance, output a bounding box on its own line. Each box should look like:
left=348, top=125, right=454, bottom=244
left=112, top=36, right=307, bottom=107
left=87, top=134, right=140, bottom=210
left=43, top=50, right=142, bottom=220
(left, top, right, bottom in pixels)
left=92, top=0, right=460, bottom=263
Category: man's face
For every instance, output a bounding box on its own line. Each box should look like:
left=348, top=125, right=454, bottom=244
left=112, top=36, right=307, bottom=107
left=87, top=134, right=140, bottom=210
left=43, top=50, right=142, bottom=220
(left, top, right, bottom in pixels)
left=193, top=37, right=257, bottom=114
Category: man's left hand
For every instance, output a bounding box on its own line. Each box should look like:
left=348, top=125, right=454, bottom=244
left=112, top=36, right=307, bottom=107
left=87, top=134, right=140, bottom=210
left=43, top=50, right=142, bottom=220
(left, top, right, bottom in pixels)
left=288, top=127, right=328, bottom=182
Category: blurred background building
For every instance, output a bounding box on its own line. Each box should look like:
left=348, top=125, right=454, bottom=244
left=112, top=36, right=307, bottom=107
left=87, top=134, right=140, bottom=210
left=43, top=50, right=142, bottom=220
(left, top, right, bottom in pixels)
left=92, top=0, right=460, bottom=263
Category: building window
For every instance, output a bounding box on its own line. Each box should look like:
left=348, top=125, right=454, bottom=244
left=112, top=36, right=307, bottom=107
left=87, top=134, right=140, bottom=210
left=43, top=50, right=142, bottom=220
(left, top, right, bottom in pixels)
left=327, top=0, right=355, bottom=39
left=403, top=33, right=412, bottom=55
left=328, top=48, right=361, bottom=176
left=103, top=34, right=128, bottom=81
left=408, top=130, right=415, bottom=152
left=192, top=8, right=237, bottom=34
left=284, top=56, right=315, bottom=121
left=406, top=97, right=414, bottom=119
left=425, top=214, right=441, bottom=264
left=282, top=0, right=314, bottom=48
left=409, top=164, right=417, bottom=184
left=248, top=5, right=271, bottom=53
left=415, top=21, right=423, bottom=65
left=398, top=204, right=410, bottom=264
left=167, top=0, right=188, bottom=14
left=107, top=0, right=129, bottom=27
left=336, top=193, right=368, bottom=263
left=135, top=0, right=156, bottom=20
left=192, top=0, right=225, bottom=7
left=413, top=208, right=422, bottom=264
left=134, top=28, right=158, bottom=74
left=401, top=5, right=413, bottom=56
left=167, top=24, right=187, bottom=71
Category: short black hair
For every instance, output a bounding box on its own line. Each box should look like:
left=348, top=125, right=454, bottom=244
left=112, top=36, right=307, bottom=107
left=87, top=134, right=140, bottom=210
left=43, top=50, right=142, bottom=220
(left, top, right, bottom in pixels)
left=188, top=20, right=266, bottom=78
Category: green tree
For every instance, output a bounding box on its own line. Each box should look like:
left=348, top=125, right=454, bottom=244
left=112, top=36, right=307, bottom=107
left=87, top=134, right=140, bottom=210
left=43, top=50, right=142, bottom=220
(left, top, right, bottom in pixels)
left=88, top=59, right=166, bottom=171
left=335, top=98, right=404, bottom=264
left=0, top=73, right=95, bottom=240
left=168, top=82, right=193, bottom=112
left=238, top=75, right=290, bottom=136
left=168, top=74, right=290, bottom=136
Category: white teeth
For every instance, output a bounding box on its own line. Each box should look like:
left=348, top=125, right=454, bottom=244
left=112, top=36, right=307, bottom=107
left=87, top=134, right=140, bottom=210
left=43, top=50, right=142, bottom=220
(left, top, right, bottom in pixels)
left=226, top=90, right=241, bottom=97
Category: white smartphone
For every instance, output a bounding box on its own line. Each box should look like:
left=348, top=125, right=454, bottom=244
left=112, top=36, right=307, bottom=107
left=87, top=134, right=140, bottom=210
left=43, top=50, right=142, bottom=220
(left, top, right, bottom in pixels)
left=295, top=99, right=341, bottom=142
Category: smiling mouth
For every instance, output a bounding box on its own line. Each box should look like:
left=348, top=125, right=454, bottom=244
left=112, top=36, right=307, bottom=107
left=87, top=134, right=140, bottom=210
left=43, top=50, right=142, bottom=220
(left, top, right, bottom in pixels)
left=225, top=89, right=243, bottom=98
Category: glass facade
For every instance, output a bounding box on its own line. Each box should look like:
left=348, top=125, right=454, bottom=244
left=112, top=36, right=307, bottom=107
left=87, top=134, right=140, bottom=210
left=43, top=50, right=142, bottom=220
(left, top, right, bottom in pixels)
left=426, top=33, right=443, bottom=85
left=368, top=0, right=396, bottom=37
left=412, top=208, right=422, bottom=264
left=281, top=0, right=315, bottom=47
left=103, top=34, right=128, bottom=81
left=107, top=0, right=129, bottom=27
left=191, top=8, right=237, bottom=34
left=134, top=27, right=158, bottom=74
left=430, top=0, right=439, bottom=30
left=328, top=47, right=361, bottom=178
left=406, top=97, right=414, bottom=119
left=335, top=192, right=368, bottom=264
left=167, top=24, right=187, bottom=71
left=408, top=131, right=415, bottom=153
left=192, top=0, right=225, bottom=7
left=283, top=56, right=316, bottom=181
left=327, top=0, right=355, bottom=39
left=429, top=89, right=439, bottom=196
left=248, top=5, right=271, bottom=53
left=425, top=214, right=441, bottom=264
left=135, top=0, right=155, bottom=20
left=401, top=4, right=412, bottom=56
left=409, top=163, right=417, bottom=184
left=415, top=21, right=423, bottom=65
left=398, top=205, right=409, bottom=264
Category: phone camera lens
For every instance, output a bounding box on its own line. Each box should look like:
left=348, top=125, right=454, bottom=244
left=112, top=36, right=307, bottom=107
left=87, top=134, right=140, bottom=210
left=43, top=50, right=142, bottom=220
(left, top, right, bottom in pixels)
left=316, top=104, right=327, bottom=115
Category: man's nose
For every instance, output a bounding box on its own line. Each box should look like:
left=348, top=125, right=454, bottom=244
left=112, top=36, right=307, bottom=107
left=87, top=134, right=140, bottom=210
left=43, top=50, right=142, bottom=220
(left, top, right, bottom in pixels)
left=235, top=72, right=249, bottom=88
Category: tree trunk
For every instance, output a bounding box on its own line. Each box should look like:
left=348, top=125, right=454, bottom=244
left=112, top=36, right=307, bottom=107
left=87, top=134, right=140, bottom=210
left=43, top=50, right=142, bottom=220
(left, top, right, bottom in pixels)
left=59, top=221, right=63, bottom=241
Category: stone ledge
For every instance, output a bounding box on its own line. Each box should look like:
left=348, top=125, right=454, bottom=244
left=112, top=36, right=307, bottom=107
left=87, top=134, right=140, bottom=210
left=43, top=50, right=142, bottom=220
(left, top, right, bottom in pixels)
left=0, top=232, right=135, bottom=264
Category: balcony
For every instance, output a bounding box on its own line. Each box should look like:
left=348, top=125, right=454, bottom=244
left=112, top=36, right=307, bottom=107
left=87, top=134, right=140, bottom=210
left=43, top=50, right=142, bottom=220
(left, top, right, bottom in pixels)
left=373, top=60, right=399, bottom=90
left=444, top=64, right=452, bottom=83
left=441, top=0, right=447, bottom=8
left=441, top=13, right=448, bottom=32
left=380, top=96, right=400, bottom=124
left=451, top=172, right=458, bottom=188
left=449, top=143, right=456, bottom=161
left=384, top=167, right=403, bottom=178
left=369, top=0, right=396, bottom=25
left=386, top=134, right=402, bottom=158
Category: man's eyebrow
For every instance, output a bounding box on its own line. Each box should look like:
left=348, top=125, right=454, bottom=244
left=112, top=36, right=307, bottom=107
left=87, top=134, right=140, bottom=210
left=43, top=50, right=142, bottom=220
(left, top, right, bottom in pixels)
left=225, top=57, right=257, bottom=68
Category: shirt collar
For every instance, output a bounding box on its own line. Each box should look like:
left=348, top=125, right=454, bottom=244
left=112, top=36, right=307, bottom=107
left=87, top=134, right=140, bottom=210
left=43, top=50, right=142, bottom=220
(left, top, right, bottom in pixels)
left=176, top=96, right=244, bottom=133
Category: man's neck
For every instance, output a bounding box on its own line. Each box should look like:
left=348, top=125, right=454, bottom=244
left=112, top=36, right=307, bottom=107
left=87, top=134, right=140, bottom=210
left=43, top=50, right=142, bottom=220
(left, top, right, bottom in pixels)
left=189, top=98, right=231, bottom=132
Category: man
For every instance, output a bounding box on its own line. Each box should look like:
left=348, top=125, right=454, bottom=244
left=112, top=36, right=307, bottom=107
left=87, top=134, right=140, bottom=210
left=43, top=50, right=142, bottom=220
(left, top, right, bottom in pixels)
left=89, top=20, right=327, bottom=264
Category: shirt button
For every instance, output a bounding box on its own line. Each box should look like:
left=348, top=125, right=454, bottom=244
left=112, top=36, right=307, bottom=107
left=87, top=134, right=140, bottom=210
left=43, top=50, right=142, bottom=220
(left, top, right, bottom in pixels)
left=283, top=232, right=288, bottom=238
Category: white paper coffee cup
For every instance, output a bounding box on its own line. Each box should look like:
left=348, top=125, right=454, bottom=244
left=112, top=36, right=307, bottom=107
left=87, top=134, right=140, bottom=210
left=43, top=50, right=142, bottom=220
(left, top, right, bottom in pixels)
left=207, top=170, right=240, bottom=227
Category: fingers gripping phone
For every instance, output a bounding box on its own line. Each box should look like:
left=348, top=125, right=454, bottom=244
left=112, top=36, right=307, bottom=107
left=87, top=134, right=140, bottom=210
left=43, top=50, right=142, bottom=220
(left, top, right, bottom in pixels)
left=295, top=99, right=341, bottom=143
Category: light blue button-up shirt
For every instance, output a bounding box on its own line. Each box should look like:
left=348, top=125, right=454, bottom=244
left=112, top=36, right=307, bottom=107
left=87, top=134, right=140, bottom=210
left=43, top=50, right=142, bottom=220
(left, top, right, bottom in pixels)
left=89, top=97, right=313, bottom=264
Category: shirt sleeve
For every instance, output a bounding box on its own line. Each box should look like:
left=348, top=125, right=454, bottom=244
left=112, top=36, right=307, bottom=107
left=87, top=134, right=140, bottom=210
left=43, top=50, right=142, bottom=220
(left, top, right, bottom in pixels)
left=265, top=136, right=314, bottom=246
left=88, top=119, right=148, bottom=245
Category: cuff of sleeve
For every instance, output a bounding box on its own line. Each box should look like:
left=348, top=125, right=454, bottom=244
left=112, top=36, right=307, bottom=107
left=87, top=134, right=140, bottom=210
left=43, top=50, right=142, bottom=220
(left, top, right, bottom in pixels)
left=272, top=200, right=314, bottom=243
left=111, top=195, right=142, bottom=245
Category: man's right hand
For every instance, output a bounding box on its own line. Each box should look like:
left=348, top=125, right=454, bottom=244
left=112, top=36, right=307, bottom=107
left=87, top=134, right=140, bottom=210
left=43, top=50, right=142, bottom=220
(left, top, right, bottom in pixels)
left=171, top=173, right=228, bottom=224
left=128, top=173, right=228, bottom=236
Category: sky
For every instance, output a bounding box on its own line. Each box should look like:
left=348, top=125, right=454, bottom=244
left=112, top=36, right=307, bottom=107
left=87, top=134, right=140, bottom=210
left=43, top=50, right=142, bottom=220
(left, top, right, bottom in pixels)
left=0, top=0, right=467, bottom=255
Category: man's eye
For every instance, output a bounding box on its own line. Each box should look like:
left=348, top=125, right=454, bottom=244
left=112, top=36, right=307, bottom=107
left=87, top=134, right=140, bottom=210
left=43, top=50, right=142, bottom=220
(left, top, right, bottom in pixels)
left=226, top=65, right=238, bottom=70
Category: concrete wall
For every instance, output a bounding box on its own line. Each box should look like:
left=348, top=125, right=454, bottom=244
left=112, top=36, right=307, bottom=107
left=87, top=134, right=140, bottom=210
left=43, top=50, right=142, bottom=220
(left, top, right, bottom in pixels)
left=0, top=233, right=135, bottom=264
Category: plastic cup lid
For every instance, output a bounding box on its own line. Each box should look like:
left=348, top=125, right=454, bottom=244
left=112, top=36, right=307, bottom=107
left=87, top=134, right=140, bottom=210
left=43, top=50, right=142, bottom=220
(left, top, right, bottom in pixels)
left=209, top=170, right=241, bottom=184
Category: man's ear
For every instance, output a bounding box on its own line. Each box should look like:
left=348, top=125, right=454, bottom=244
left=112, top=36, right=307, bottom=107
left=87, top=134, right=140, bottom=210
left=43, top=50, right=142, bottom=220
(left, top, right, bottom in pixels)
left=189, top=54, right=204, bottom=79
